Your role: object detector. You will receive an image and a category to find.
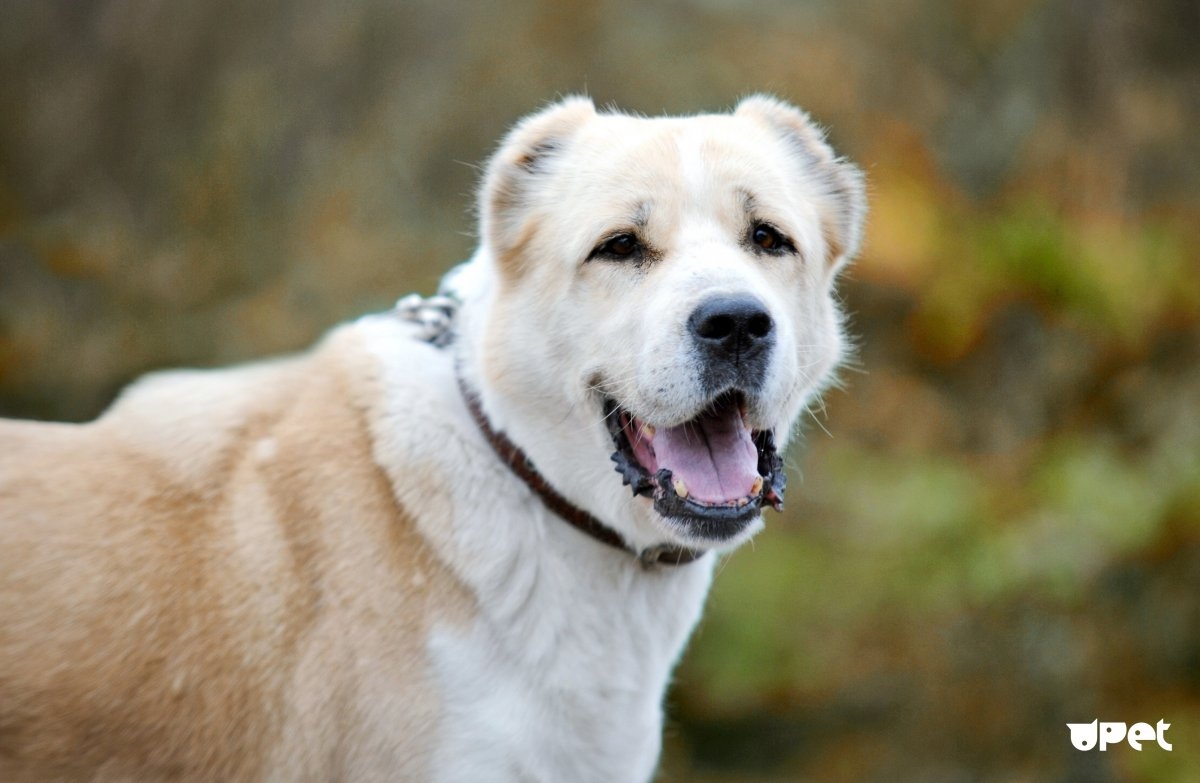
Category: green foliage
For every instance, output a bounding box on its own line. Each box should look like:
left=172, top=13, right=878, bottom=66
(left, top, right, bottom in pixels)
left=910, top=198, right=1197, bottom=358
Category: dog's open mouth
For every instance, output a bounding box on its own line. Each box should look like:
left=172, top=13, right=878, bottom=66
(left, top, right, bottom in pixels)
left=606, top=391, right=786, bottom=527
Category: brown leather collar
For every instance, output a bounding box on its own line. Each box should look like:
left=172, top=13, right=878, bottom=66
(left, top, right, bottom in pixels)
left=456, top=373, right=706, bottom=568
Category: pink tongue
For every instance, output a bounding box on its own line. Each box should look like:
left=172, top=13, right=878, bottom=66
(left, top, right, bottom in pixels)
left=649, top=408, right=760, bottom=504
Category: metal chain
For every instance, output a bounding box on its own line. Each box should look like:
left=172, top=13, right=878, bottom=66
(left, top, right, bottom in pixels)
left=392, top=292, right=459, bottom=348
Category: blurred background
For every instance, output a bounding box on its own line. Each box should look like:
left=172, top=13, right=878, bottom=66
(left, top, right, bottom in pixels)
left=1, top=1, right=1198, bottom=780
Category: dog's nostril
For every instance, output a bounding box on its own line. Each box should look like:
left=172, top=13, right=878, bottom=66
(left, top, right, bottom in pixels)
left=697, top=314, right=736, bottom=341
left=747, top=313, right=773, bottom=339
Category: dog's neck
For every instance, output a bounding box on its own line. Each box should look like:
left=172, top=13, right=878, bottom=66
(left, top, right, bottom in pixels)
left=394, top=273, right=708, bottom=568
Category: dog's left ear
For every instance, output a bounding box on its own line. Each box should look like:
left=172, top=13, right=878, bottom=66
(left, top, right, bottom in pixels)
left=482, top=97, right=597, bottom=264
left=736, top=95, right=866, bottom=275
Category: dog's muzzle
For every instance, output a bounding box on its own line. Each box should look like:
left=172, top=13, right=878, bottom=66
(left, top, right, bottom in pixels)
left=688, top=294, right=775, bottom=393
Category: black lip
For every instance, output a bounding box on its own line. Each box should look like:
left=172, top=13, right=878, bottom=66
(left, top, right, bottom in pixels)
left=604, top=397, right=787, bottom=531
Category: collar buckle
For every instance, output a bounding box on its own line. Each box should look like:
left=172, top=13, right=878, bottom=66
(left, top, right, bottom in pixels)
left=639, top=544, right=706, bottom=569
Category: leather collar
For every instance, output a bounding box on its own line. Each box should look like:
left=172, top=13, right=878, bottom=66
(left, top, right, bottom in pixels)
left=455, top=373, right=706, bottom=568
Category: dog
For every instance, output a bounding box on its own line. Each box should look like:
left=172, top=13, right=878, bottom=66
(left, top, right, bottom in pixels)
left=0, top=96, right=865, bottom=782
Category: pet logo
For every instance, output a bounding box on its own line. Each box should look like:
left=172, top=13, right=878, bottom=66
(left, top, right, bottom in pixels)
left=1067, top=720, right=1172, bottom=751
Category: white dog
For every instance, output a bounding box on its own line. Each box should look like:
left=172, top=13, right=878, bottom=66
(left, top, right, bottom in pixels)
left=0, top=96, right=864, bottom=782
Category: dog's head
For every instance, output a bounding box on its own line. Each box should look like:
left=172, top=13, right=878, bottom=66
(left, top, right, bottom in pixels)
left=458, top=96, right=865, bottom=553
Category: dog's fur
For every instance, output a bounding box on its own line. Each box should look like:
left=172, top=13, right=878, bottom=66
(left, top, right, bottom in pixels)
left=0, top=96, right=864, bottom=782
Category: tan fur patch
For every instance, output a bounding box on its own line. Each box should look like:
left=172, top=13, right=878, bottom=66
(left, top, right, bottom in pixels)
left=0, top=332, right=474, bottom=780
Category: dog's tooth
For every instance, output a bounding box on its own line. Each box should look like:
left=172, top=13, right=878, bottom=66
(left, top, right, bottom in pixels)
left=642, top=424, right=656, bottom=439
left=673, top=479, right=688, bottom=499
left=751, top=476, right=763, bottom=496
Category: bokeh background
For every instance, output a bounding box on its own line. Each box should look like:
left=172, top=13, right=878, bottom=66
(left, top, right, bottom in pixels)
left=2, top=1, right=1198, bottom=780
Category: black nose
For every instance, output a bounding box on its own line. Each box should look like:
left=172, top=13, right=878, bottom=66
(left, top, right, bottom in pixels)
left=688, top=294, right=775, bottom=367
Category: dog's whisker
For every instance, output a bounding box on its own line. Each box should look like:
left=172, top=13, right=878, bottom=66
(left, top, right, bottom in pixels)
left=804, top=399, right=834, bottom=439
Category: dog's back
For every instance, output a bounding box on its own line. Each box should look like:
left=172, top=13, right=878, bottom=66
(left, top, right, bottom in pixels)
left=0, top=327, right=467, bottom=781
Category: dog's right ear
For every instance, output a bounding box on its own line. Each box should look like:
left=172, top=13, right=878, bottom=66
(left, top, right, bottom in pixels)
left=481, top=97, right=596, bottom=263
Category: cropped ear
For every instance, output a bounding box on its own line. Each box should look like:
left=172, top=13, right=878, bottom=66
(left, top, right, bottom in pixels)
left=736, top=95, right=866, bottom=274
left=481, top=96, right=596, bottom=260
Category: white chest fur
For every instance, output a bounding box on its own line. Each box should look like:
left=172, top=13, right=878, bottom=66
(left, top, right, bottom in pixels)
left=427, top=550, right=713, bottom=783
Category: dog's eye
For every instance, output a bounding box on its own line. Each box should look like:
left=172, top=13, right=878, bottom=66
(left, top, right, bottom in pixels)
left=589, top=233, right=642, bottom=261
left=750, top=223, right=794, bottom=254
